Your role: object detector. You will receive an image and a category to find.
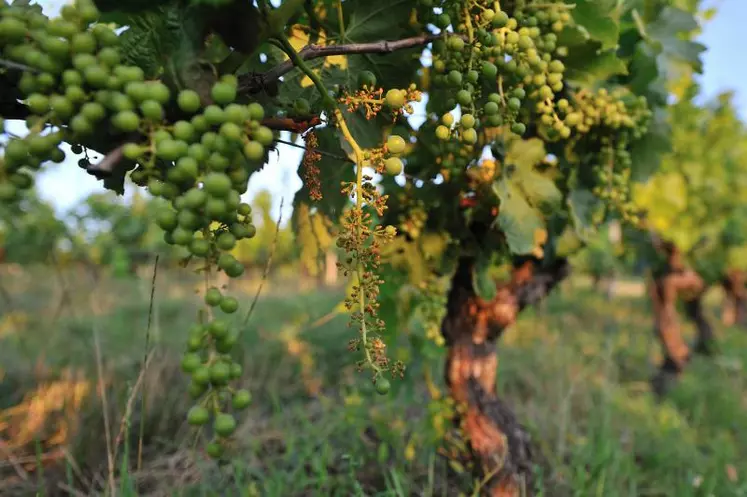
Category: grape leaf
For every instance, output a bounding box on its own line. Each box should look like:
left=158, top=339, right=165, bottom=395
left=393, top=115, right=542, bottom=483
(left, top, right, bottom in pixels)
left=492, top=180, right=544, bottom=255
left=567, top=188, right=602, bottom=240
left=646, top=6, right=707, bottom=72
left=571, top=0, right=620, bottom=51
left=564, top=46, right=628, bottom=86
left=504, top=138, right=561, bottom=212
left=630, top=107, right=672, bottom=181
left=118, top=3, right=205, bottom=80
left=472, top=254, right=497, bottom=301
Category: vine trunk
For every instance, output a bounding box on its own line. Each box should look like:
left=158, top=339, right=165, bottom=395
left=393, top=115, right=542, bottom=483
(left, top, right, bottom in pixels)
left=649, top=244, right=715, bottom=396
left=440, top=256, right=570, bottom=496
left=721, top=269, right=747, bottom=327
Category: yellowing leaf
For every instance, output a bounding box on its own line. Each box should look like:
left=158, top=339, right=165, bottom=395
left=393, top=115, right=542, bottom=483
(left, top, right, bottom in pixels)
left=288, top=26, right=348, bottom=88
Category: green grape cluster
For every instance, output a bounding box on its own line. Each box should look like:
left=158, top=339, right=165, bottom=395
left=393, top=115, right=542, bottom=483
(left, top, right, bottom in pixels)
left=0, top=0, right=265, bottom=457
left=558, top=88, right=652, bottom=225
left=424, top=0, right=572, bottom=145
left=592, top=140, right=641, bottom=224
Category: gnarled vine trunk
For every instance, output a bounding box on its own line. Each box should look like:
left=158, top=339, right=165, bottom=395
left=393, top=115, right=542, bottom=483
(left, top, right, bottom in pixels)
left=441, top=256, right=570, bottom=496
left=721, top=269, right=746, bottom=328
left=648, top=243, right=714, bottom=396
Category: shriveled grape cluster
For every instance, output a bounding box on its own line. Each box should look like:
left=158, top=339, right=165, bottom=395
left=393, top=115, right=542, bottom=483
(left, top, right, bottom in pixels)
left=0, top=0, right=264, bottom=457
left=423, top=0, right=572, bottom=144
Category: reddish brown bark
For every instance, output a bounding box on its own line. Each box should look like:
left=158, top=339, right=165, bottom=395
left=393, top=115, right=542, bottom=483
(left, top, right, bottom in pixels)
left=649, top=243, right=714, bottom=395
left=441, top=256, right=570, bottom=496
left=721, top=269, right=746, bottom=327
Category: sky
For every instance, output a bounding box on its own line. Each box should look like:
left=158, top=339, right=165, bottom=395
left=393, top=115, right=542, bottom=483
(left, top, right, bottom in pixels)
left=15, top=0, right=747, bottom=222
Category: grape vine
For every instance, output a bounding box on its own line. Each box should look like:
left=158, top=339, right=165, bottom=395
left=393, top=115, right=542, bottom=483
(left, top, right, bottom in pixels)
left=0, top=0, right=713, bottom=489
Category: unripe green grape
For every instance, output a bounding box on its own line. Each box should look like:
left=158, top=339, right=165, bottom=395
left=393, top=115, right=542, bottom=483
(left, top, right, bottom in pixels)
left=211, top=81, right=236, bottom=105
left=247, top=102, right=264, bottom=121
left=172, top=227, right=193, bottom=246
left=84, top=65, right=109, bottom=88
left=481, top=61, right=498, bottom=80
left=181, top=353, right=203, bottom=373
left=461, top=114, right=476, bottom=129
left=204, top=152, right=227, bottom=172
left=71, top=32, right=96, bottom=53
left=112, top=110, right=140, bottom=132
left=98, top=47, right=120, bottom=67
left=511, top=122, right=526, bottom=135
left=148, top=81, right=170, bottom=104
left=219, top=296, right=239, bottom=314
left=435, top=125, right=450, bottom=141
left=206, top=198, right=228, bottom=218
left=70, top=114, right=93, bottom=135
left=358, top=70, right=377, bottom=88
left=447, top=36, right=464, bottom=52
left=65, top=86, right=87, bottom=104
left=183, top=188, right=207, bottom=210
left=204, top=105, right=225, bottom=125
left=447, top=70, right=462, bottom=86
left=492, top=10, right=509, bottom=27
left=456, top=90, right=471, bottom=106
left=232, top=389, right=252, bottom=409
left=224, top=260, right=245, bottom=278
left=215, top=332, right=238, bottom=353
left=187, top=406, right=210, bottom=426
left=26, top=94, right=49, bottom=114
left=385, top=89, right=406, bottom=109
left=216, top=232, right=237, bottom=251
left=190, top=238, right=211, bottom=257
left=462, top=128, right=478, bottom=144
left=192, top=366, right=211, bottom=385
left=214, top=413, right=236, bottom=437
left=209, top=319, right=230, bottom=339
left=384, top=157, right=403, bottom=175
left=508, top=97, right=521, bottom=111
left=375, top=377, right=391, bottom=395
left=156, top=139, right=183, bottom=161
left=206, top=441, right=223, bottom=458
left=219, top=122, right=242, bottom=141
left=178, top=89, right=201, bottom=113
left=140, top=99, right=164, bottom=120
left=386, top=135, right=406, bottom=155
left=254, top=126, right=274, bottom=146
left=436, top=12, right=450, bottom=29
left=484, top=101, right=499, bottom=116
left=204, top=173, right=232, bottom=197
left=109, top=90, right=134, bottom=111
left=50, top=95, right=74, bottom=120
left=209, top=361, right=231, bottom=385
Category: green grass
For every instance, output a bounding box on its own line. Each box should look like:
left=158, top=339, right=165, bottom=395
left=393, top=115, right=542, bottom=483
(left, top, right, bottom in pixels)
left=2, top=267, right=747, bottom=496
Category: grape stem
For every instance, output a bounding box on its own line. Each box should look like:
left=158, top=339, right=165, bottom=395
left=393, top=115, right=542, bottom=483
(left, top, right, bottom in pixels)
left=0, top=58, right=40, bottom=73
left=269, top=30, right=383, bottom=374
left=333, top=107, right=380, bottom=374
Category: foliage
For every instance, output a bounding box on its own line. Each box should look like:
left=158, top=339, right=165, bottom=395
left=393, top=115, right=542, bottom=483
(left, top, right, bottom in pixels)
left=0, top=189, right=67, bottom=264
left=0, top=0, right=712, bottom=460
left=630, top=86, right=747, bottom=283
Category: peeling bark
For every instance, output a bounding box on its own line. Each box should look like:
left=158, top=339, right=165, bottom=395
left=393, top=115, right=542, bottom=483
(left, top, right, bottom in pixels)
left=441, top=256, right=570, bottom=496
left=648, top=243, right=712, bottom=396
left=721, top=269, right=746, bottom=328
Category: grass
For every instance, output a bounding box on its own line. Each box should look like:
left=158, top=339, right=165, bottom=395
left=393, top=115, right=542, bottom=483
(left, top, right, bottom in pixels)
left=1, top=265, right=747, bottom=496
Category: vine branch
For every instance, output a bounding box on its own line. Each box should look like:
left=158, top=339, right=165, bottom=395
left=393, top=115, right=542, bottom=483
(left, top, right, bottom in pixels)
left=239, top=33, right=442, bottom=94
